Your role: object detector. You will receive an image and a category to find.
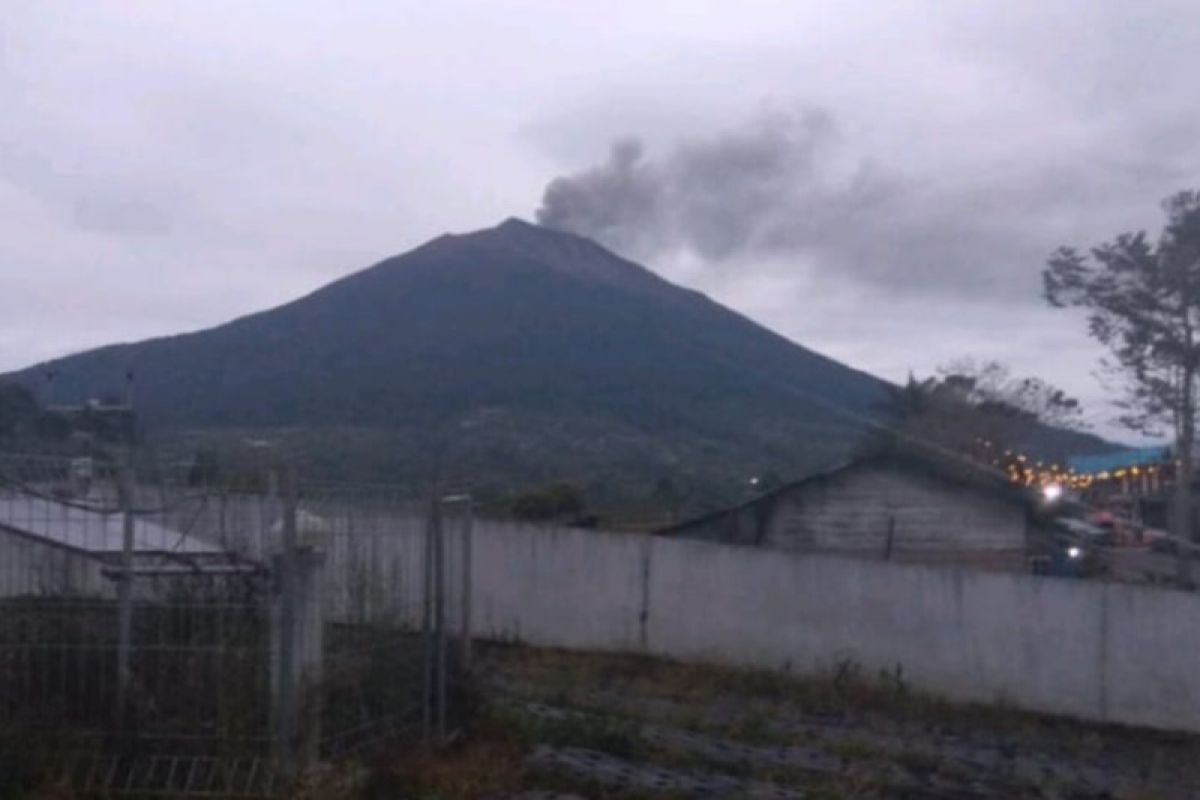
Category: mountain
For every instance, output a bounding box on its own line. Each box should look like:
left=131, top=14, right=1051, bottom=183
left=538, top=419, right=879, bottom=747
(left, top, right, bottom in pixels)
left=4, top=219, right=1109, bottom=510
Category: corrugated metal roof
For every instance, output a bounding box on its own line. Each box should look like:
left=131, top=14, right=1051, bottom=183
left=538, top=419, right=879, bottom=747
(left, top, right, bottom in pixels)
left=0, top=494, right=222, bottom=556
left=1067, top=446, right=1171, bottom=476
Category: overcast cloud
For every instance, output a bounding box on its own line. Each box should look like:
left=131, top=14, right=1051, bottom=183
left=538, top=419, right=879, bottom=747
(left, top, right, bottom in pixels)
left=3, top=1, right=1200, bottom=438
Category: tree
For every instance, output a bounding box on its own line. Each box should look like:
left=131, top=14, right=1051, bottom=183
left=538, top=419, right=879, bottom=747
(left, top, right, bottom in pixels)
left=32, top=411, right=72, bottom=442
left=187, top=448, right=223, bottom=487
left=0, top=383, right=38, bottom=444
left=1044, top=190, right=1200, bottom=549
left=651, top=476, right=683, bottom=520
left=876, top=361, right=1086, bottom=467
left=511, top=482, right=586, bottom=522
left=936, top=358, right=1086, bottom=431
left=875, top=373, right=992, bottom=463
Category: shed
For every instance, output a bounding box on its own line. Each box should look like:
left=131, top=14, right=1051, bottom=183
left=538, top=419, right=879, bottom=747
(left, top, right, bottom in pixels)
left=662, top=447, right=1048, bottom=572
left=0, top=490, right=252, bottom=598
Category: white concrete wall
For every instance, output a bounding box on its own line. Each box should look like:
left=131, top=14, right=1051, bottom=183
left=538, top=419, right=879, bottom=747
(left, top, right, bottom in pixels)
left=469, top=523, right=1200, bottom=733
left=473, top=521, right=650, bottom=652
left=141, top=496, right=1200, bottom=732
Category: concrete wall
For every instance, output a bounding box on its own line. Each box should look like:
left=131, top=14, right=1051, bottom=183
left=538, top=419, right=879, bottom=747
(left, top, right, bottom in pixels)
left=129, top=493, right=1200, bottom=732
left=469, top=523, right=1200, bottom=733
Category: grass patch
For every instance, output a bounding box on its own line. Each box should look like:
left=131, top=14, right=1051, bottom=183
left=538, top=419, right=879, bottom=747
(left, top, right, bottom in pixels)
left=357, top=723, right=525, bottom=800
left=494, top=703, right=644, bottom=758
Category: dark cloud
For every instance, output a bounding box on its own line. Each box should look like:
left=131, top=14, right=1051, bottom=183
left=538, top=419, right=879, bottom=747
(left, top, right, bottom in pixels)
left=537, top=138, right=661, bottom=259
left=534, top=107, right=1025, bottom=295
left=535, top=99, right=1200, bottom=301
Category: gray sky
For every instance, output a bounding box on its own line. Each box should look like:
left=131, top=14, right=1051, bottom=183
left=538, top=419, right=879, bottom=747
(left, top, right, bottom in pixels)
left=3, top=1, right=1199, bottom=439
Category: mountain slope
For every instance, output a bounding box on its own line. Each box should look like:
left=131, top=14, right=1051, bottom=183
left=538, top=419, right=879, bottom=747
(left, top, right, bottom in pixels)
left=5, top=219, right=1107, bottom=506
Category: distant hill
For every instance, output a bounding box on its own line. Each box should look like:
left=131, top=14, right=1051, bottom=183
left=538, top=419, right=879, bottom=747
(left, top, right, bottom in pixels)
left=5, top=218, right=1113, bottom=511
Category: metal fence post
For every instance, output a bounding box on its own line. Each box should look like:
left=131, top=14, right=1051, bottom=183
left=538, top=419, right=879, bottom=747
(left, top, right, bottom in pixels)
left=271, top=467, right=302, bottom=775
left=295, top=548, right=325, bottom=767
left=420, top=491, right=451, bottom=743
left=115, top=461, right=136, bottom=737
left=440, top=494, right=474, bottom=672
left=421, top=498, right=436, bottom=739
left=460, top=497, right=474, bottom=672
left=434, top=497, right=447, bottom=741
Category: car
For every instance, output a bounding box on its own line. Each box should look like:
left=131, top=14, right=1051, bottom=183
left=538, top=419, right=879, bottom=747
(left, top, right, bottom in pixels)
left=1055, top=517, right=1115, bottom=546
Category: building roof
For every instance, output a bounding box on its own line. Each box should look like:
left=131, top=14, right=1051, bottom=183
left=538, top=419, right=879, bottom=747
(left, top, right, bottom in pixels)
left=0, top=493, right=223, bottom=557
left=1067, top=446, right=1171, bottom=476
left=659, top=443, right=1038, bottom=537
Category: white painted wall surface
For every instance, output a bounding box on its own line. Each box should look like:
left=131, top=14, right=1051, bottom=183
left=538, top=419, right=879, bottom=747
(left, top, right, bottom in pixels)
left=114, top=495, right=1200, bottom=732
left=468, top=523, right=1200, bottom=733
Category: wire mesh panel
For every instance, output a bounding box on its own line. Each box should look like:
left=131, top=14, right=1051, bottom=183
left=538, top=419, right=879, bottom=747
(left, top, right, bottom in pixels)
left=0, top=455, right=277, bottom=795
left=0, top=454, right=473, bottom=794
left=123, top=573, right=272, bottom=751
left=291, top=483, right=468, bottom=755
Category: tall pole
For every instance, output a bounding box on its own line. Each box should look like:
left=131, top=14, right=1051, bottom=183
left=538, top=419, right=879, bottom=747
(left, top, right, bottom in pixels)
left=440, top=494, right=474, bottom=672
left=1175, top=368, right=1195, bottom=587
left=274, top=466, right=299, bottom=772
left=115, top=461, right=136, bottom=736
left=421, top=496, right=436, bottom=739
left=434, top=497, right=447, bottom=741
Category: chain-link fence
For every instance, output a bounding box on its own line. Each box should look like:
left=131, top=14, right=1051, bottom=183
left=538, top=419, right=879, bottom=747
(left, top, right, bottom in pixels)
left=0, top=453, right=471, bottom=797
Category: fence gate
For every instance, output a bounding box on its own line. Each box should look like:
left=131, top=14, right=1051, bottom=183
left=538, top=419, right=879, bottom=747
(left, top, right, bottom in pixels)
left=298, top=484, right=474, bottom=759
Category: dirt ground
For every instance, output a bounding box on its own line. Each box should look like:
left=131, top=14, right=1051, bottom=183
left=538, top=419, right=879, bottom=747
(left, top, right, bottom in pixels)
left=355, top=644, right=1200, bottom=800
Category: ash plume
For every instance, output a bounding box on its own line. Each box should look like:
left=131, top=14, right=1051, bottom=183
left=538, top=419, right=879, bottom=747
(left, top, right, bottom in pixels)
left=536, top=107, right=882, bottom=263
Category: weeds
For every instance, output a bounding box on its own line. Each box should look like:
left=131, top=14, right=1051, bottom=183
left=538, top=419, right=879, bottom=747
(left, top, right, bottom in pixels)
left=876, top=662, right=909, bottom=699
left=496, top=703, right=644, bottom=758
left=728, top=710, right=776, bottom=745
left=358, top=725, right=525, bottom=800
left=346, top=644, right=1200, bottom=800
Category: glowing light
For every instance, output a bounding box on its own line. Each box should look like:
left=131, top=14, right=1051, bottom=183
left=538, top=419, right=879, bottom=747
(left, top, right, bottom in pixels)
left=1042, top=484, right=1063, bottom=502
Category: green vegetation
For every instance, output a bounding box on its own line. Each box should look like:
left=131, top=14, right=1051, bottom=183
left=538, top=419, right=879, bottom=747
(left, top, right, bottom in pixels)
left=1046, top=189, right=1200, bottom=543
left=510, top=482, right=587, bottom=522
left=0, top=383, right=37, bottom=445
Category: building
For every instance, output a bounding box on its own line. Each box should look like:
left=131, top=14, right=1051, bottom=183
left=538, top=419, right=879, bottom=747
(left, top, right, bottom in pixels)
left=0, top=489, right=252, bottom=599
left=44, top=398, right=138, bottom=446
left=661, top=446, right=1051, bottom=572
left=1065, top=445, right=1175, bottom=531
left=1067, top=445, right=1172, bottom=499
